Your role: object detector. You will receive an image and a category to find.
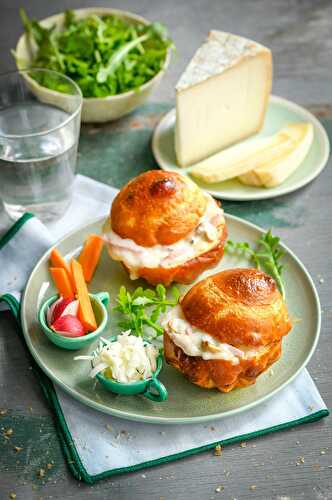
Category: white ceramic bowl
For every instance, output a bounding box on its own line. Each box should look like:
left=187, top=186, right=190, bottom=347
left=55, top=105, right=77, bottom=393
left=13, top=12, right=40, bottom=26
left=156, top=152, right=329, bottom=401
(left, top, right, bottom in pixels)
left=15, top=7, right=171, bottom=123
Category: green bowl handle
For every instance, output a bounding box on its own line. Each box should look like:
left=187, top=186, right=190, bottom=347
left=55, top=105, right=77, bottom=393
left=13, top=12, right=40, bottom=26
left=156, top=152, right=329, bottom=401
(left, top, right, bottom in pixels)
left=143, top=378, right=168, bottom=402
left=95, top=292, right=110, bottom=306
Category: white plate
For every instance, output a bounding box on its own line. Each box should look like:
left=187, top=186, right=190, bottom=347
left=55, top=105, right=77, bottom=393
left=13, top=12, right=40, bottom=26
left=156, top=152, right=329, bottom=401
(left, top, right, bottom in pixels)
left=152, top=95, right=330, bottom=201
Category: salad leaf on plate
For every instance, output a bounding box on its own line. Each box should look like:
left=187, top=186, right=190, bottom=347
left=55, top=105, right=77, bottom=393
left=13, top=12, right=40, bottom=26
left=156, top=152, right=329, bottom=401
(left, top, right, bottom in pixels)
left=225, top=229, right=286, bottom=299
left=114, top=284, right=179, bottom=337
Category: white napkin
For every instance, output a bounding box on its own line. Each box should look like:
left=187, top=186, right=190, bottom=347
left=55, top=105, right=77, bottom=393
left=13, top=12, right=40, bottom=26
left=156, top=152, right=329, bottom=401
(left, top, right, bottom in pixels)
left=0, top=175, right=117, bottom=302
left=0, top=174, right=328, bottom=479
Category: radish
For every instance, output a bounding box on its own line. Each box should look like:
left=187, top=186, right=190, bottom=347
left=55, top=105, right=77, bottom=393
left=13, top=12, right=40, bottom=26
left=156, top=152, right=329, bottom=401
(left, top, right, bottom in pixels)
left=46, top=296, right=63, bottom=326
left=51, top=315, right=85, bottom=338
left=47, top=298, right=79, bottom=326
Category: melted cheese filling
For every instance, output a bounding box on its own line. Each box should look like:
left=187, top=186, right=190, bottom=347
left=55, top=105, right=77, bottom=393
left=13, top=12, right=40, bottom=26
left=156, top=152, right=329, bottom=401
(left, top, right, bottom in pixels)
left=162, top=305, right=267, bottom=363
left=104, top=196, right=224, bottom=279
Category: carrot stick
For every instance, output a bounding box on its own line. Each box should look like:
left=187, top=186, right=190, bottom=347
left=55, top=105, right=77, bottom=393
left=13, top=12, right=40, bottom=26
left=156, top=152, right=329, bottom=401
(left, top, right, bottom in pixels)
left=70, top=259, right=97, bottom=332
left=50, top=268, right=75, bottom=298
left=50, top=248, right=70, bottom=274
left=78, top=234, right=104, bottom=282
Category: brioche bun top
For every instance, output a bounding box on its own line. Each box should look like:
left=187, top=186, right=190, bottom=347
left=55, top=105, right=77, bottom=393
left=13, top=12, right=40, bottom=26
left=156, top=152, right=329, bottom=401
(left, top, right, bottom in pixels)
left=180, top=268, right=292, bottom=347
left=110, top=170, right=208, bottom=247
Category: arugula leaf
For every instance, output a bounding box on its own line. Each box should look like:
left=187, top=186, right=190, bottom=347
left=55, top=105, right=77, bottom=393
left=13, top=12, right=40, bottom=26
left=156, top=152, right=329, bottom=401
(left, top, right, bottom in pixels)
left=225, top=229, right=286, bottom=299
left=17, top=9, right=173, bottom=98
left=20, top=7, right=54, bottom=45
left=96, top=33, right=149, bottom=83
left=64, top=10, right=75, bottom=28
left=114, top=284, right=179, bottom=337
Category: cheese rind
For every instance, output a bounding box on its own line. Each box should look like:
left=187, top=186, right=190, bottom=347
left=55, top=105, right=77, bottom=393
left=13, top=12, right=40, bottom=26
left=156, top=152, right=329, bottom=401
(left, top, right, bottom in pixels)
left=175, top=31, right=272, bottom=167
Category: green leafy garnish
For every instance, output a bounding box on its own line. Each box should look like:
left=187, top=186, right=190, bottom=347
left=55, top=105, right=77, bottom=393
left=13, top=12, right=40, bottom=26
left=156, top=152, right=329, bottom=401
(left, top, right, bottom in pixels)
left=225, top=229, right=286, bottom=299
left=17, top=9, right=173, bottom=97
left=113, top=284, right=180, bottom=337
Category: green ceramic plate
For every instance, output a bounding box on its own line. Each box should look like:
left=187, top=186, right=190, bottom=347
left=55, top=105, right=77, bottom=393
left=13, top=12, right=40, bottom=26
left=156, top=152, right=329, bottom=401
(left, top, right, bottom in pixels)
left=21, top=215, right=321, bottom=424
left=152, top=95, right=330, bottom=201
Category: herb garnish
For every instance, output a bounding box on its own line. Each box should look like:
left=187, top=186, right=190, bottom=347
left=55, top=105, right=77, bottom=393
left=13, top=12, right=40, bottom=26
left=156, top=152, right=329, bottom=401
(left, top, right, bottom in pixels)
left=113, top=284, right=180, bottom=337
left=16, top=9, right=173, bottom=97
left=225, top=229, right=286, bottom=299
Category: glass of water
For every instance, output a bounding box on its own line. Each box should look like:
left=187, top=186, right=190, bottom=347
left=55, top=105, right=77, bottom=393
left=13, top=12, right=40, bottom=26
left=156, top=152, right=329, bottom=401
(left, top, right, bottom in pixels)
left=0, top=69, right=82, bottom=221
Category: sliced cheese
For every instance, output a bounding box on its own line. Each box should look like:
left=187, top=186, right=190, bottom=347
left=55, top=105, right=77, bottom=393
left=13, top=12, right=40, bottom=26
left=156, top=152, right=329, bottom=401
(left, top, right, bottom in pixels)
left=238, top=123, right=314, bottom=187
left=189, top=133, right=281, bottom=183
left=175, top=30, right=272, bottom=167
left=189, top=122, right=313, bottom=186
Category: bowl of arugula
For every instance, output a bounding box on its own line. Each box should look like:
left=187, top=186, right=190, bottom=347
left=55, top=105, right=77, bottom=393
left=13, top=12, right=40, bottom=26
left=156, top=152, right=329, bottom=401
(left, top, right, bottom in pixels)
left=14, top=8, right=173, bottom=122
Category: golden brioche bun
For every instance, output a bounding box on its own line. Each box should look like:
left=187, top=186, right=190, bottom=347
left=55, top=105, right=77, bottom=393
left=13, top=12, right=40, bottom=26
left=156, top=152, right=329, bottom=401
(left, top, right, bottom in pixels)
left=110, top=170, right=208, bottom=247
left=181, top=268, right=291, bottom=346
left=164, top=333, right=282, bottom=392
left=164, top=268, right=292, bottom=392
left=124, top=223, right=228, bottom=286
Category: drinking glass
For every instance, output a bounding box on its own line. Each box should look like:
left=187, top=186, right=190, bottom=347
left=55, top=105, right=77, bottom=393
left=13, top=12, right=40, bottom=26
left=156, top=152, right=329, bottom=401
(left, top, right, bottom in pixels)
left=0, top=69, right=82, bottom=221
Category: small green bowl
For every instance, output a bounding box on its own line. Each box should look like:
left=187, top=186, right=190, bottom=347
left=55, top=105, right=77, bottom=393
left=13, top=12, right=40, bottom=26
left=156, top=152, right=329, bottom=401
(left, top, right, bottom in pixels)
left=95, top=336, right=168, bottom=402
left=38, top=292, right=110, bottom=350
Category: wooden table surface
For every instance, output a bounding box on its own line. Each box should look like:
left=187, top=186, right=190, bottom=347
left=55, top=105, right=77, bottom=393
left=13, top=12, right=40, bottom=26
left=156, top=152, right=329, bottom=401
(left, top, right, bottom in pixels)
left=1, top=1, right=331, bottom=499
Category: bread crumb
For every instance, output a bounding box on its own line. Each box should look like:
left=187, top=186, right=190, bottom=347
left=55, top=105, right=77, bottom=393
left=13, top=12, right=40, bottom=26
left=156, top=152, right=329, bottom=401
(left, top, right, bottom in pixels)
left=215, top=486, right=224, bottom=493
left=37, top=468, right=46, bottom=478
left=214, top=444, right=222, bottom=456
left=47, top=463, right=53, bottom=469
left=0, top=409, right=7, bottom=416
left=240, top=442, right=247, bottom=448
left=4, top=428, right=13, bottom=438
left=320, top=450, right=326, bottom=455
left=249, top=485, right=256, bottom=491
left=9, top=494, right=16, bottom=499
left=14, top=446, right=23, bottom=453
left=313, top=464, right=321, bottom=471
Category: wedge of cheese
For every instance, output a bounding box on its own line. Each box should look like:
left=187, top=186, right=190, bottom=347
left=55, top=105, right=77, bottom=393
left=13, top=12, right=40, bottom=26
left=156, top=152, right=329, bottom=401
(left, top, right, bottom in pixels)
left=175, top=31, right=272, bottom=168
left=238, top=123, right=313, bottom=187
left=189, top=122, right=313, bottom=186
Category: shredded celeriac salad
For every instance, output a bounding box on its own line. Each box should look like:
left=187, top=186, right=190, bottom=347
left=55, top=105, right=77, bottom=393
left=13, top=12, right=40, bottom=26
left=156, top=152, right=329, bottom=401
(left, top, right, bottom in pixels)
left=74, top=331, right=159, bottom=383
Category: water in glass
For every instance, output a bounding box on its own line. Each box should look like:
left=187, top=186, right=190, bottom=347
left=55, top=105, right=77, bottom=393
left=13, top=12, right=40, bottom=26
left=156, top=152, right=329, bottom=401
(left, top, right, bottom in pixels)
left=0, top=101, right=78, bottom=221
